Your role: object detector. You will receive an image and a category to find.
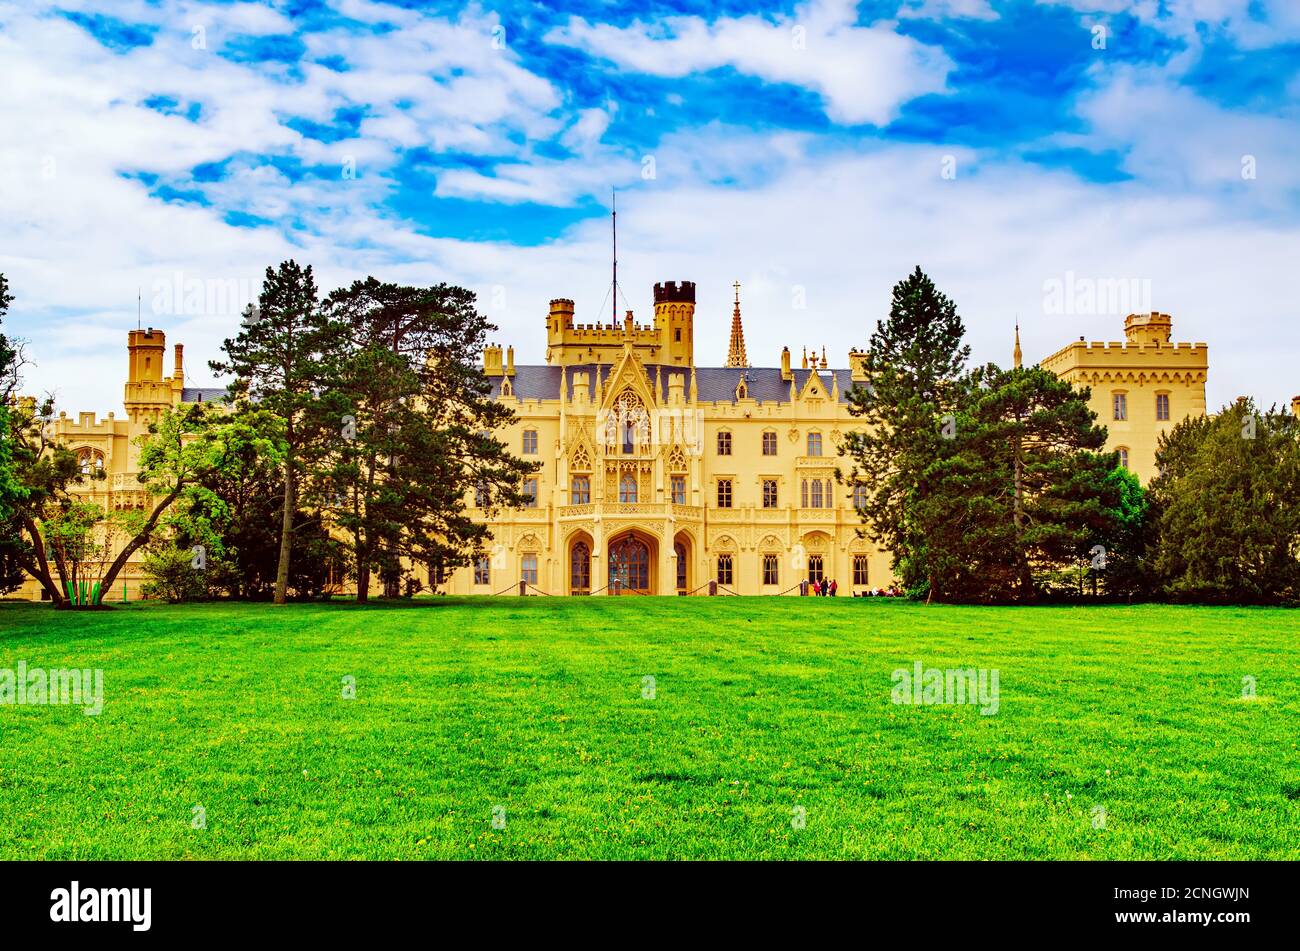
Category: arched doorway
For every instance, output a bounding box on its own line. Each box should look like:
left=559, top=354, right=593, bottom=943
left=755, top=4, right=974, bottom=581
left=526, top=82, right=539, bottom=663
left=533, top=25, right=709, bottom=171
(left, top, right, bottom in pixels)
left=568, top=532, right=593, bottom=595
left=672, top=530, right=693, bottom=595
left=608, top=532, right=652, bottom=594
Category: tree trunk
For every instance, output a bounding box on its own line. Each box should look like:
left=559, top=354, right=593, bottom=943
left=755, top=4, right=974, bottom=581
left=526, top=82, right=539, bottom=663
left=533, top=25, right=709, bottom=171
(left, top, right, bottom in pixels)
left=99, top=484, right=185, bottom=596
left=21, top=514, right=65, bottom=606
left=356, top=542, right=370, bottom=604
left=274, top=456, right=294, bottom=605
left=1012, top=428, right=1034, bottom=600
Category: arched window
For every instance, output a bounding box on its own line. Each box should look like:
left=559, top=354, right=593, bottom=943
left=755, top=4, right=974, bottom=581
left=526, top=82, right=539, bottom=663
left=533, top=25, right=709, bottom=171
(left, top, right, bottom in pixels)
left=1117, top=447, right=1129, bottom=469
left=570, top=475, right=590, bottom=504
left=807, top=431, right=823, bottom=456
left=619, top=474, right=638, bottom=503
left=609, top=535, right=650, bottom=591
left=810, top=480, right=824, bottom=508
left=675, top=541, right=688, bottom=591
left=77, top=449, right=104, bottom=476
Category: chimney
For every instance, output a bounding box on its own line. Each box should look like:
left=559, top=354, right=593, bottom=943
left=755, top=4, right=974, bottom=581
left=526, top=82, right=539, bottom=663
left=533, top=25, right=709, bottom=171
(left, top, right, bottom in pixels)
left=780, top=346, right=792, bottom=382
left=174, top=343, right=184, bottom=379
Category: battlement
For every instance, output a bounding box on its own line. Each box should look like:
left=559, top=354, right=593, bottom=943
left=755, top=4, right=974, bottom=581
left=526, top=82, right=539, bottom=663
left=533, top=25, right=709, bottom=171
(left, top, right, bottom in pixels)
left=653, top=281, right=696, bottom=304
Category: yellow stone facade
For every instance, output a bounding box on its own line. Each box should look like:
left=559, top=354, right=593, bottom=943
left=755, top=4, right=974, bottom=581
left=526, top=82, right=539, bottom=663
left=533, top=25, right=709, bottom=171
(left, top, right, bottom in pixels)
left=20, top=285, right=1218, bottom=600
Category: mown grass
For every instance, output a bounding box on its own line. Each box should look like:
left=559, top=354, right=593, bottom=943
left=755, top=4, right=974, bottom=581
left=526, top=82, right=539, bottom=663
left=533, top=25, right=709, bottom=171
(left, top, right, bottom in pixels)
left=0, top=597, right=1296, bottom=859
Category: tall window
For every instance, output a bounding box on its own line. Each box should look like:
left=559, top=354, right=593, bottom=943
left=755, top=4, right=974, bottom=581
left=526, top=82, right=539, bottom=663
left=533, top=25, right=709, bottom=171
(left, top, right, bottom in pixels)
left=807, top=555, right=824, bottom=584
left=762, top=431, right=777, bottom=456
left=762, top=479, right=778, bottom=509
left=675, top=541, right=688, bottom=591
left=1113, top=392, right=1127, bottom=421
left=853, top=555, right=869, bottom=586
left=522, top=429, right=538, bottom=455
left=1156, top=393, right=1170, bottom=421
left=810, top=479, right=824, bottom=508
left=671, top=475, right=686, bottom=505
left=716, top=554, right=733, bottom=586
left=521, top=554, right=538, bottom=585
left=619, top=474, right=638, bottom=503
left=1117, top=447, right=1129, bottom=469
left=522, top=478, right=538, bottom=508
left=570, top=542, right=591, bottom=594
left=762, top=554, right=779, bottom=586
left=570, top=475, right=590, bottom=504
left=717, top=479, right=733, bottom=508
left=473, top=554, right=490, bottom=586
left=807, top=432, right=822, bottom=456
left=825, top=479, right=834, bottom=507
left=852, top=483, right=868, bottom=510
left=475, top=482, right=489, bottom=508
left=801, top=480, right=808, bottom=508
left=717, top=431, right=732, bottom=456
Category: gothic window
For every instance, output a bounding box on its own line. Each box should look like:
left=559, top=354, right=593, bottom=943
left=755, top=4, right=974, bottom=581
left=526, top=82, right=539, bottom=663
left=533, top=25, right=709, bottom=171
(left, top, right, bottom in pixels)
left=852, top=483, right=868, bottom=510
left=609, top=535, right=650, bottom=592
left=717, top=431, right=732, bottom=456
left=1155, top=393, right=1170, bottom=421
left=671, top=475, right=686, bottom=505
left=668, top=446, right=688, bottom=471
left=1117, top=447, right=1129, bottom=469
left=716, top=554, right=733, bottom=586
left=762, top=479, right=778, bottom=508
left=570, top=542, right=591, bottom=594
left=853, top=555, right=869, bottom=586
left=675, top=542, right=688, bottom=591
left=522, top=430, right=538, bottom=455
left=473, top=554, right=490, bottom=586
left=762, top=431, right=777, bottom=456
left=475, top=482, right=489, bottom=508
left=1113, top=392, right=1127, bottom=421
left=810, top=479, right=824, bottom=508
left=717, top=479, right=732, bottom=509
left=522, top=478, right=538, bottom=508
left=570, top=475, right=590, bottom=504
left=807, top=555, right=824, bottom=584
left=521, top=554, right=538, bottom=585
left=77, top=449, right=105, bottom=476
left=619, top=474, right=638, bottom=503
left=807, top=431, right=823, bottom=456
left=762, top=554, right=779, bottom=586
left=571, top=445, right=591, bottom=471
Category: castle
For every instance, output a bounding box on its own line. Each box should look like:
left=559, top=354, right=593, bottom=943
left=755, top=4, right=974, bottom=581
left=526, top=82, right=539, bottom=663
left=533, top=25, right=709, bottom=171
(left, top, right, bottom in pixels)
left=17, top=283, right=1218, bottom=600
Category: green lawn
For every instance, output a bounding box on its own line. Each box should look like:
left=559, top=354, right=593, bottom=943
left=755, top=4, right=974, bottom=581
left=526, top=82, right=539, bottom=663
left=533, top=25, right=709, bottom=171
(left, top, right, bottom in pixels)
left=1, top=597, right=1297, bottom=859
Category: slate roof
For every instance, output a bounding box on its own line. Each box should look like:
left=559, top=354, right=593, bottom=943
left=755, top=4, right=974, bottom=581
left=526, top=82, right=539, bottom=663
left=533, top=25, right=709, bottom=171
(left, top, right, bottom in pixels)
left=182, top=387, right=229, bottom=403
left=488, top=365, right=856, bottom=404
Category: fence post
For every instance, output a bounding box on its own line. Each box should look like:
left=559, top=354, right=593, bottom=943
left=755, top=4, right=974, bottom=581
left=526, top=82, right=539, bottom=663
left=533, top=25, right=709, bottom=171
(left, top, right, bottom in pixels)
left=519, top=579, right=527, bottom=597
left=612, top=578, right=621, bottom=596
left=800, top=580, right=809, bottom=596
left=708, top=580, right=717, bottom=596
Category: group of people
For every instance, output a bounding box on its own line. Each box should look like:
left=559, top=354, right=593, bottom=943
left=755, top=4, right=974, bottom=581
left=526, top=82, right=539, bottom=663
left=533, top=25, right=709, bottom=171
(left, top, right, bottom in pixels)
left=808, top=578, right=906, bottom=597
left=853, top=586, right=905, bottom=598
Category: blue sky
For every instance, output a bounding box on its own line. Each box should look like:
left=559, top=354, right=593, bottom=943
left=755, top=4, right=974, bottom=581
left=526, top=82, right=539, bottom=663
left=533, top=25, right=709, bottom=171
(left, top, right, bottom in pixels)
left=1, top=0, right=1298, bottom=413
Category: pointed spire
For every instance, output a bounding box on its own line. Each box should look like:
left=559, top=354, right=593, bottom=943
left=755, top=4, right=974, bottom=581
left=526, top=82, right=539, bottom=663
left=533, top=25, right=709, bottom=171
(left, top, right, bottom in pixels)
left=657, top=365, right=665, bottom=405
left=689, top=363, right=698, bottom=403
left=1013, top=320, right=1023, bottom=369
left=830, top=373, right=839, bottom=401
left=559, top=366, right=567, bottom=406
left=820, top=346, right=827, bottom=369
left=725, top=280, right=748, bottom=367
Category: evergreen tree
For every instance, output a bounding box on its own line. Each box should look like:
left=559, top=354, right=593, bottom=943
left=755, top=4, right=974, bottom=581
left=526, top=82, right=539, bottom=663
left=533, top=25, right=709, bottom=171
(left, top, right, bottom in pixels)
left=210, top=261, right=341, bottom=605
left=1149, top=398, right=1300, bottom=603
left=914, top=364, right=1121, bottom=602
left=319, top=279, right=534, bottom=600
left=842, top=266, right=970, bottom=597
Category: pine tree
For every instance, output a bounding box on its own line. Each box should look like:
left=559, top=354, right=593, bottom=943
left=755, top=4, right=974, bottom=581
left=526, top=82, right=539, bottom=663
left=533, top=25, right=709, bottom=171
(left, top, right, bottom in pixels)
left=842, top=266, right=970, bottom=597
left=210, top=261, right=341, bottom=604
left=319, top=279, right=534, bottom=600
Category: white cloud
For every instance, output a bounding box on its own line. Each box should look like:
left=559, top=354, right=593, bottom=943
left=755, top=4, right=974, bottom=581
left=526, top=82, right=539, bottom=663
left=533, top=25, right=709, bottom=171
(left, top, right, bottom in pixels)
left=545, top=0, right=955, bottom=126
